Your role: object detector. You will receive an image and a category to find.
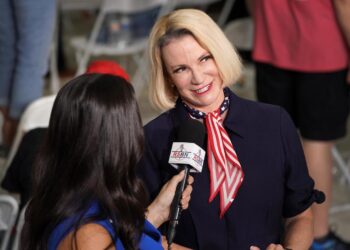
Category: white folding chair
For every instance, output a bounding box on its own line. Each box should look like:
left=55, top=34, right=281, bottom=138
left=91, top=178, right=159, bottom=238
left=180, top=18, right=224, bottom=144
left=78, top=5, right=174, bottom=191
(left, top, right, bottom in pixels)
left=49, top=0, right=107, bottom=95
left=70, top=0, right=171, bottom=77
left=4, top=95, right=56, bottom=170
left=0, top=195, right=19, bottom=250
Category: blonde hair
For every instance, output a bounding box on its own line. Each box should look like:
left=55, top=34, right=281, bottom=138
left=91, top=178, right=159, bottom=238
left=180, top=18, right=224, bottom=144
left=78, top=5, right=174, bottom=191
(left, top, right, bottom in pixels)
left=148, top=9, right=242, bottom=110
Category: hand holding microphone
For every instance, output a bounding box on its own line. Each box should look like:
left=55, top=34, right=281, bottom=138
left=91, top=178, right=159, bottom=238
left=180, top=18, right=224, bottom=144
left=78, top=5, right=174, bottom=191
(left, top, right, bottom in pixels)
left=146, top=171, right=194, bottom=228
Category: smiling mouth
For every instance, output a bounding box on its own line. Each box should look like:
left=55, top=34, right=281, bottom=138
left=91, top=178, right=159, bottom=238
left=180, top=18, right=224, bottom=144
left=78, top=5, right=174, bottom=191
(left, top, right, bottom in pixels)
left=193, top=84, right=211, bottom=94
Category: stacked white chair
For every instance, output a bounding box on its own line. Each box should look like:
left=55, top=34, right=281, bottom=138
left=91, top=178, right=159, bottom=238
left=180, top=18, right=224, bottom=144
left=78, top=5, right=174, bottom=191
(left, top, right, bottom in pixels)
left=0, top=195, right=18, bottom=250
left=4, top=95, right=56, bottom=170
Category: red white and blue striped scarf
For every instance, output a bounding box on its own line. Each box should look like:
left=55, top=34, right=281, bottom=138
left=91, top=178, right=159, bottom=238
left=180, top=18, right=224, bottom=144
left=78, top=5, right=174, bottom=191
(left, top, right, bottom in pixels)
left=182, top=91, right=244, bottom=217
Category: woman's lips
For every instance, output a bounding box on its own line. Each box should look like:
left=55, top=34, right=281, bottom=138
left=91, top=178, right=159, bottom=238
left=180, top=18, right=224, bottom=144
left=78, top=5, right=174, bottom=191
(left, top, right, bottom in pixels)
left=192, top=83, right=212, bottom=95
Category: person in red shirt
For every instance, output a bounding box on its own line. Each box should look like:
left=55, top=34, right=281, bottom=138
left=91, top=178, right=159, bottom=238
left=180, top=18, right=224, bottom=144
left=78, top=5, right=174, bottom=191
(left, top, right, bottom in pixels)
left=249, top=0, right=350, bottom=249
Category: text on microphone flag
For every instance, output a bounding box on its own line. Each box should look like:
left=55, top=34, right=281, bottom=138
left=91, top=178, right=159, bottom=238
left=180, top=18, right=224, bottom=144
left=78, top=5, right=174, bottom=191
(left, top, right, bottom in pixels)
left=168, top=142, right=205, bottom=173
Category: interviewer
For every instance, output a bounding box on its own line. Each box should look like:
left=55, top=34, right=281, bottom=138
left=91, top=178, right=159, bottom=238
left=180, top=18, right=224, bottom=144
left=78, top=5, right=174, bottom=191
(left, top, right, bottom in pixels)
left=21, top=73, right=193, bottom=250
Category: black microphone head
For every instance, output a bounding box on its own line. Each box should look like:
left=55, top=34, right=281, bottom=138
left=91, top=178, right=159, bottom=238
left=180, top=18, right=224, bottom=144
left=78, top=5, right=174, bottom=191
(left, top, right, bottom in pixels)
left=176, top=118, right=206, bottom=147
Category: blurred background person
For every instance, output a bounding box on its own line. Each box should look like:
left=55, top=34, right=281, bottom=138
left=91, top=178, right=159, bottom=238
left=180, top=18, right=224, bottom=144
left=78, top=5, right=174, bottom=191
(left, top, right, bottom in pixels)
left=0, top=0, right=56, bottom=148
left=248, top=0, right=350, bottom=249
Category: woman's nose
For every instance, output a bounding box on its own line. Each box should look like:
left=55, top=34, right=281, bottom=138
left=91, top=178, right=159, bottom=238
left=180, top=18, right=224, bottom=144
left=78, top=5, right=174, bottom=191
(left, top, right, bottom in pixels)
left=191, top=68, right=205, bottom=85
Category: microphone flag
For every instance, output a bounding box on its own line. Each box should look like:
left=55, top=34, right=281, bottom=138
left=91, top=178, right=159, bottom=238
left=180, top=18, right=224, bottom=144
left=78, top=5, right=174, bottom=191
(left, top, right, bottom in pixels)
left=169, top=142, right=205, bottom=173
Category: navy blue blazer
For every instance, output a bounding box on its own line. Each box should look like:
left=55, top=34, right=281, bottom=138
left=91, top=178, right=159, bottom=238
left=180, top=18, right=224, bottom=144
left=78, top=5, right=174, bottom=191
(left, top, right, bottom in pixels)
left=138, top=89, right=321, bottom=250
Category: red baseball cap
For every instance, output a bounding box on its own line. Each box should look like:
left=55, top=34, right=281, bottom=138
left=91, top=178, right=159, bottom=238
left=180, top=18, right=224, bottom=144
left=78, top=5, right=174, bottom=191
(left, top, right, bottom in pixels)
left=86, top=60, right=130, bottom=81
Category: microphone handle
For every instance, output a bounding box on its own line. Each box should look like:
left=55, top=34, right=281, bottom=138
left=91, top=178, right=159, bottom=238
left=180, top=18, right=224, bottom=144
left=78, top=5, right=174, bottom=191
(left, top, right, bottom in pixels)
left=167, top=165, right=190, bottom=246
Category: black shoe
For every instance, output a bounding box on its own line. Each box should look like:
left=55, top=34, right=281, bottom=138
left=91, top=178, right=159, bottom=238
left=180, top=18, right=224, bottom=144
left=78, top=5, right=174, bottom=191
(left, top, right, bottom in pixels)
left=311, top=231, right=350, bottom=250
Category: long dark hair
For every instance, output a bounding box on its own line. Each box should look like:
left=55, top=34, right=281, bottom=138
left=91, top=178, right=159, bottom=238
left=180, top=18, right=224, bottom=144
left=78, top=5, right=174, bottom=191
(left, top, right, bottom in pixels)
left=21, top=74, right=147, bottom=250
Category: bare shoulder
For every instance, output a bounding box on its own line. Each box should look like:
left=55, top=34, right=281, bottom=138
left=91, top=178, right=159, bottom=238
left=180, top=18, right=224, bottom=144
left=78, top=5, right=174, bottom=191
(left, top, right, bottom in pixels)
left=57, top=223, right=115, bottom=250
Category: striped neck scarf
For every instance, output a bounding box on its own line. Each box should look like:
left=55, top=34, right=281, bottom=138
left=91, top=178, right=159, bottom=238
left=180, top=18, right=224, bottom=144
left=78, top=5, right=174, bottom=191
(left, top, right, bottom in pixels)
left=182, top=90, right=244, bottom=218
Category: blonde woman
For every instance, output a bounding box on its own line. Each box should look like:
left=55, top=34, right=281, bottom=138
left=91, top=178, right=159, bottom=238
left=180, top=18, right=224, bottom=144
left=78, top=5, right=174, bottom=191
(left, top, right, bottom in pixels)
left=138, top=9, right=324, bottom=250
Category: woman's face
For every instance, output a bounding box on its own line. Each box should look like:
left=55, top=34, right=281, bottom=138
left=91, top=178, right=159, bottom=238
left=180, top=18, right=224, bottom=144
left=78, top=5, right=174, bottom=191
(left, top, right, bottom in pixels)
left=161, top=35, right=224, bottom=113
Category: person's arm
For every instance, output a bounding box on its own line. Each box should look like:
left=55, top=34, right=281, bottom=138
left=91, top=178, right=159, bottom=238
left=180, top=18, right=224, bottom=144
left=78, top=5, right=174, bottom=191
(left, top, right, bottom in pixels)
left=250, top=208, right=313, bottom=250
left=145, top=171, right=193, bottom=228
left=251, top=108, right=316, bottom=250
left=334, top=0, right=350, bottom=83
left=146, top=171, right=194, bottom=250
left=57, top=223, right=115, bottom=250
left=283, top=207, right=314, bottom=250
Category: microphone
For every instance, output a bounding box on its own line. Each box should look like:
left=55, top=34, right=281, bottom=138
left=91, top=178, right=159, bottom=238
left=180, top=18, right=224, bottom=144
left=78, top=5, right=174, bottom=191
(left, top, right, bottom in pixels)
left=166, top=119, right=206, bottom=247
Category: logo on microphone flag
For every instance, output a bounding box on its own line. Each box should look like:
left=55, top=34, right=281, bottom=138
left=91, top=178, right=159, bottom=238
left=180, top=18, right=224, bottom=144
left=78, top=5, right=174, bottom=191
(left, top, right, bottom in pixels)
left=169, top=142, right=205, bottom=173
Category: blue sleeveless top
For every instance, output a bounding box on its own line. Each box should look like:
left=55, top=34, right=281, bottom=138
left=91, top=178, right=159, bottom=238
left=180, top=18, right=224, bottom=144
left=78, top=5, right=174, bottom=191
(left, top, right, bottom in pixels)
left=48, top=203, right=163, bottom=250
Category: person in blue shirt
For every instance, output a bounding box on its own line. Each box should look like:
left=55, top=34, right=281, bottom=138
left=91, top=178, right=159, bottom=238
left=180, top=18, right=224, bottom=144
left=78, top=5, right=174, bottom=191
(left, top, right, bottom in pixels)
left=20, top=73, right=194, bottom=250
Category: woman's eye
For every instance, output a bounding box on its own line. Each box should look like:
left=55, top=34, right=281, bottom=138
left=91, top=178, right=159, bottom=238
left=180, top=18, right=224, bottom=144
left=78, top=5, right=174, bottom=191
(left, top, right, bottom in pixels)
left=201, top=55, right=213, bottom=62
left=173, top=66, right=186, bottom=74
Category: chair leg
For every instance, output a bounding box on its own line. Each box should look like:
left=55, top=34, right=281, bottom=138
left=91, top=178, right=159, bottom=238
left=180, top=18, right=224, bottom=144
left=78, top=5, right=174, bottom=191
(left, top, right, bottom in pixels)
left=332, top=146, right=350, bottom=186
left=330, top=146, right=350, bottom=214
left=75, top=9, right=106, bottom=76
left=49, top=43, right=60, bottom=94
